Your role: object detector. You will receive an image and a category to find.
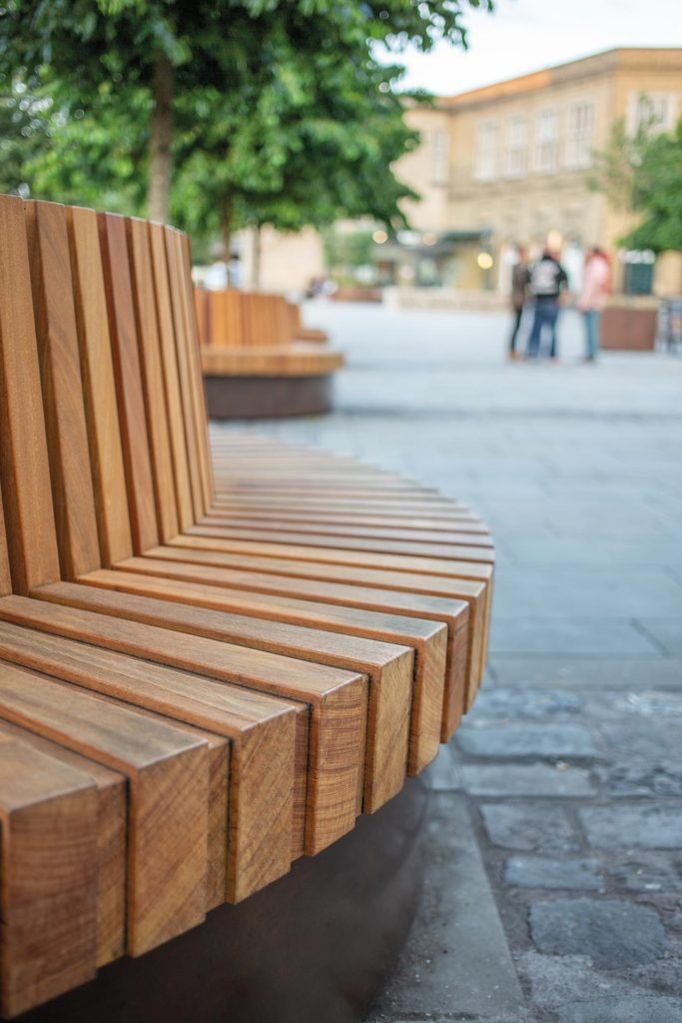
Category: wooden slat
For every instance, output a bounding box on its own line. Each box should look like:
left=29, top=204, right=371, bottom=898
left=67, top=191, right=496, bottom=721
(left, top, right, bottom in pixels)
left=67, top=205, right=134, bottom=566
left=167, top=532, right=495, bottom=571
left=148, top=222, right=195, bottom=531
left=198, top=514, right=492, bottom=546
left=0, top=657, right=210, bottom=956
left=0, top=484, right=12, bottom=598
left=126, top=217, right=179, bottom=542
left=0, top=194, right=61, bottom=592
left=25, top=200, right=103, bottom=579
left=0, top=593, right=366, bottom=854
left=83, top=566, right=450, bottom=774
left=205, top=505, right=486, bottom=531
left=98, top=212, right=159, bottom=552
left=164, top=228, right=205, bottom=519
left=0, top=616, right=299, bottom=900
left=0, top=721, right=99, bottom=1017
left=0, top=717, right=126, bottom=969
left=33, top=580, right=412, bottom=812
left=177, top=231, right=213, bottom=507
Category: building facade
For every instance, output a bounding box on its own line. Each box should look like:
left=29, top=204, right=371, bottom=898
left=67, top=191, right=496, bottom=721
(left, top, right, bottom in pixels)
left=243, top=48, right=682, bottom=295
left=393, top=47, right=682, bottom=295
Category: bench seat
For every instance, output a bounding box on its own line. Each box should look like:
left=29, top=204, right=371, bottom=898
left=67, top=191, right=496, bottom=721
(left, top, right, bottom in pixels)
left=0, top=194, right=493, bottom=1021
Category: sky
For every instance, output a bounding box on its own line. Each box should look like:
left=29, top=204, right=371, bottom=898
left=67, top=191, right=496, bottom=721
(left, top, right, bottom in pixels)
left=394, top=0, right=682, bottom=96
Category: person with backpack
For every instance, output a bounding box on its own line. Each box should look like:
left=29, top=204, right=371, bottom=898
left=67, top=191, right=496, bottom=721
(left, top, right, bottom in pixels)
left=525, top=246, right=569, bottom=360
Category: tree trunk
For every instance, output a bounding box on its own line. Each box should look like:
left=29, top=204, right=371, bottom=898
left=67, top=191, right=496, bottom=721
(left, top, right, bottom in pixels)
left=220, top=198, right=232, bottom=262
left=148, top=52, right=174, bottom=223
left=251, top=224, right=262, bottom=291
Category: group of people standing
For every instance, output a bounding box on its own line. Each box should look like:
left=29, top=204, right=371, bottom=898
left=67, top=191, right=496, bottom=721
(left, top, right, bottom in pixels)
left=509, top=245, right=612, bottom=362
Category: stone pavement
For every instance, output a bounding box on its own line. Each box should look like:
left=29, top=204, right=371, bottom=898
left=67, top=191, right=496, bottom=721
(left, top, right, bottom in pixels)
left=213, top=302, right=682, bottom=1023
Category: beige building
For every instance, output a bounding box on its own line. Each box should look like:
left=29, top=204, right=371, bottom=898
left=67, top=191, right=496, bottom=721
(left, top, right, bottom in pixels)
left=246, top=48, right=682, bottom=295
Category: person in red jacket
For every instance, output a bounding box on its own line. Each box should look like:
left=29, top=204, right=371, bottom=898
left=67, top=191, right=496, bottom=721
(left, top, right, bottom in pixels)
left=578, top=248, right=612, bottom=361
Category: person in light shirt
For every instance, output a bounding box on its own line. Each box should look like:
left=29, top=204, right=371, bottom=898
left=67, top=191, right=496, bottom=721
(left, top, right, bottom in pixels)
left=578, top=248, right=612, bottom=362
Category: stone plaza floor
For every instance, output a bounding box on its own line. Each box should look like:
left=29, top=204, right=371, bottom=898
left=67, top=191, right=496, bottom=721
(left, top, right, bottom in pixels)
left=213, top=302, right=682, bottom=1023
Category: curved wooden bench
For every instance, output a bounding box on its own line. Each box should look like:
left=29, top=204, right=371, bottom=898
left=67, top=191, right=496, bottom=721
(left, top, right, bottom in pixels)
left=0, top=194, right=493, bottom=1021
left=196, top=288, right=342, bottom=417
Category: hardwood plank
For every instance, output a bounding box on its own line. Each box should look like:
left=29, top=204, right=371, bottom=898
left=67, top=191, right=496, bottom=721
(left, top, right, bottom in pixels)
left=0, top=483, right=12, bottom=597
left=0, top=594, right=366, bottom=854
left=67, top=205, right=134, bottom=566
left=198, top=514, right=492, bottom=546
left=98, top=212, right=159, bottom=552
left=119, top=554, right=474, bottom=738
left=204, top=505, right=485, bottom=531
left=0, top=617, right=298, bottom=900
left=0, top=194, right=61, bottom=592
left=148, top=222, right=194, bottom=531
left=164, top=228, right=205, bottom=519
left=126, top=217, right=179, bottom=542
left=177, top=230, right=214, bottom=508
left=0, top=657, right=209, bottom=956
left=0, top=721, right=99, bottom=1017
left=34, top=580, right=412, bottom=812
left=25, top=200, right=103, bottom=580
left=166, top=532, right=495, bottom=570
left=0, top=717, right=126, bottom=968
left=83, top=566, right=449, bottom=774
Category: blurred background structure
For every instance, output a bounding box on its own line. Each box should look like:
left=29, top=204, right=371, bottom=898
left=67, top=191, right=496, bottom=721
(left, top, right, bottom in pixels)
left=252, top=47, right=682, bottom=300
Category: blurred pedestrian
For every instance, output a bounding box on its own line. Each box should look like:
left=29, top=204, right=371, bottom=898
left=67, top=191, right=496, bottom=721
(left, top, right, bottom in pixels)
left=578, top=247, right=611, bottom=361
left=526, top=247, right=569, bottom=360
left=509, top=245, right=530, bottom=360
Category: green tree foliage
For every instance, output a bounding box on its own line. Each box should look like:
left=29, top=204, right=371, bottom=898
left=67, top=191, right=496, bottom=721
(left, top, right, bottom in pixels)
left=591, top=107, right=682, bottom=253
left=625, top=123, right=682, bottom=253
left=0, top=1, right=493, bottom=251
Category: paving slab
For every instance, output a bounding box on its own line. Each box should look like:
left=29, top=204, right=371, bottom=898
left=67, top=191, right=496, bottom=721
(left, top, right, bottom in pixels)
left=505, top=857, right=604, bottom=890
left=457, top=723, right=598, bottom=759
left=481, top=803, right=580, bottom=852
left=461, top=763, right=595, bottom=797
left=490, top=657, right=682, bottom=690
left=490, top=618, right=662, bottom=656
left=580, top=805, right=682, bottom=849
left=637, top=619, right=682, bottom=655
left=556, top=994, right=682, bottom=1023
left=530, top=898, right=668, bottom=967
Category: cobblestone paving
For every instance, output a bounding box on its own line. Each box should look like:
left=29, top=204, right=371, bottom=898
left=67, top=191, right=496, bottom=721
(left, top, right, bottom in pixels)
left=214, top=302, right=682, bottom=1023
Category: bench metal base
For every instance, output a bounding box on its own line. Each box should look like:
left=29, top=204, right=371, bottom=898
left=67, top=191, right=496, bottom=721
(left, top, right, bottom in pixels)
left=21, top=778, right=429, bottom=1023
left=204, top=374, right=335, bottom=419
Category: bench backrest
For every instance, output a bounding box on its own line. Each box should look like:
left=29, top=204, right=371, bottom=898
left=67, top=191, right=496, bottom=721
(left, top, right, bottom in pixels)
left=196, top=288, right=294, bottom=348
left=0, top=194, right=214, bottom=589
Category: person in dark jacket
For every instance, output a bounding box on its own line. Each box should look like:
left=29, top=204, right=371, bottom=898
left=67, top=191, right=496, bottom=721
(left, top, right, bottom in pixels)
left=509, top=246, right=530, bottom=360
left=526, top=247, right=569, bottom=359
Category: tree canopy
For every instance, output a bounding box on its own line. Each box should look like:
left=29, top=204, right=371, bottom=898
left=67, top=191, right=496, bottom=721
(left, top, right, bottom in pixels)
left=0, top=0, right=493, bottom=254
left=591, top=113, right=682, bottom=253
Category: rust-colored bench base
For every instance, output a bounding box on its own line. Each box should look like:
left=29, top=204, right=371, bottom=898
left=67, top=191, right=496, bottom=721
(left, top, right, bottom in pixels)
left=20, top=778, right=428, bottom=1023
left=204, top=373, right=335, bottom=418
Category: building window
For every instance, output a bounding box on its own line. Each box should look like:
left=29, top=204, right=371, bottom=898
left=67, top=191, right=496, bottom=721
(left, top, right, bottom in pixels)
left=504, top=116, right=528, bottom=178
left=627, top=92, right=678, bottom=136
left=431, top=130, right=449, bottom=186
left=565, top=101, right=594, bottom=169
left=534, top=109, right=558, bottom=173
left=475, top=120, right=499, bottom=182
